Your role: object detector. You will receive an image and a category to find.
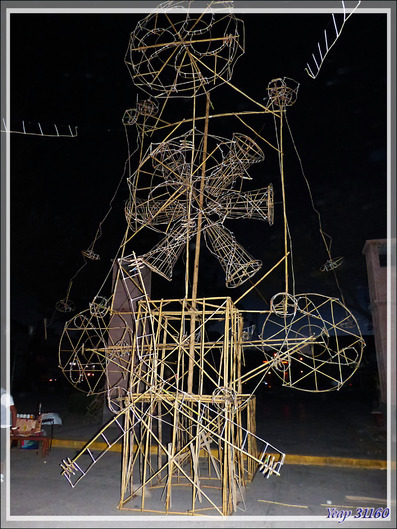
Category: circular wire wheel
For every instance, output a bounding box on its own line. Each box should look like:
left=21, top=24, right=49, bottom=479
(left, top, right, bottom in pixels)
left=59, top=309, right=133, bottom=395
left=125, top=3, right=244, bottom=98
left=55, top=297, right=76, bottom=313
left=260, top=293, right=365, bottom=392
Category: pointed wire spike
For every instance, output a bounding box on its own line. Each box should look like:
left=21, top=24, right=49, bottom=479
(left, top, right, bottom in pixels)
left=306, top=64, right=315, bottom=79
left=324, top=29, right=329, bottom=51
left=317, top=42, right=323, bottom=61
left=332, top=13, right=339, bottom=37
left=342, top=0, right=347, bottom=22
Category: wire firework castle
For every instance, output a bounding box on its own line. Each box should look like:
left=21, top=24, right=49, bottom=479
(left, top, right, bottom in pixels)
left=58, top=2, right=364, bottom=516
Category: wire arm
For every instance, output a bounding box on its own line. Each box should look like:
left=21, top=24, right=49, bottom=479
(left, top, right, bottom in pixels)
left=304, top=1, right=361, bottom=80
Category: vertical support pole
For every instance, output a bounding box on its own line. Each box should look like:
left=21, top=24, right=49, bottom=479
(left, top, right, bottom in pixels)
left=191, top=94, right=211, bottom=301
left=118, top=407, right=131, bottom=509
left=188, top=93, right=211, bottom=394
left=278, top=109, right=290, bottom=306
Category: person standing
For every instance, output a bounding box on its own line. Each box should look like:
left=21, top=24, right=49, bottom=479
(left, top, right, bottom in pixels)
left=1, top=387, right=17, bottom=483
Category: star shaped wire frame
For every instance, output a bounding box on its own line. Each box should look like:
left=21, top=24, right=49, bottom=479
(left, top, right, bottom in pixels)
left=125, top=129, right=274, bottom=287
left=125, top=0, right=245, bottom=99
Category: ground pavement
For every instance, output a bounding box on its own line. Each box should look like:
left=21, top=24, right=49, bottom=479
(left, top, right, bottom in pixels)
left=1, top=389, right=395, bottom=528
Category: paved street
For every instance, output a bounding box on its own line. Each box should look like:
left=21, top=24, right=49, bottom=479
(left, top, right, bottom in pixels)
left=3, top=446, right=390, bottom=527
left=1, top=389, right=394, bottom=528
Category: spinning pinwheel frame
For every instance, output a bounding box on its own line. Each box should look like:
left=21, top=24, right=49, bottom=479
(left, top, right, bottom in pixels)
left=125, top=129, right=273, bottom=286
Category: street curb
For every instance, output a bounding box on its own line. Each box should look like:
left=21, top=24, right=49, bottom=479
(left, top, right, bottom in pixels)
left=51, top=439, right=388, bottom=469
left=284, top=454, right=387, bottom=469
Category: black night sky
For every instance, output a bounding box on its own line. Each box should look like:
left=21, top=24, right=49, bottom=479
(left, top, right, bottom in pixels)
left=7, top=3, right=388, bottom=391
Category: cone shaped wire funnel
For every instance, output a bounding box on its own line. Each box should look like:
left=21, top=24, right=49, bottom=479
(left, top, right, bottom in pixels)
left=141, top=219, right=197, bottom=280
left=204, top=223, right=262, bottom=287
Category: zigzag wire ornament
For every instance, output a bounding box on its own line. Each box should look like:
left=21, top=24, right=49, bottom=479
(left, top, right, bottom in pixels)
left=1, top=118, right=78, bottom=137
left=304, top=0, right=361, bottom=79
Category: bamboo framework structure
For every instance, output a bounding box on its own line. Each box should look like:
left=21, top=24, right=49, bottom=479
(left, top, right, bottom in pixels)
left=58, top=2, right=365, bottom=517
left=60, top=272, right=286, bottom=515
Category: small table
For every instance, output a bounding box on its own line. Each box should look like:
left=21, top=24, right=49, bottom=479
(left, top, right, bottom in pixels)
left=11, top=414, right=50, bottom=457
left=10, top=432, right=50, bottom=457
